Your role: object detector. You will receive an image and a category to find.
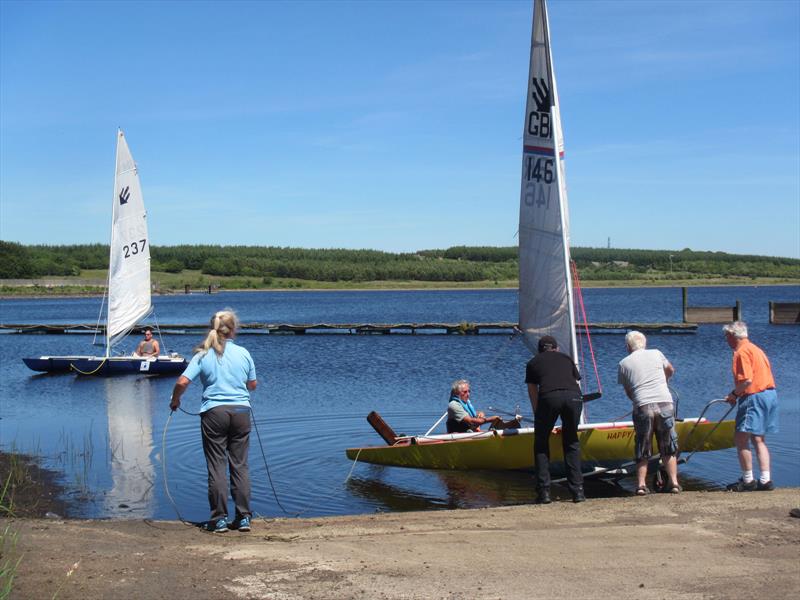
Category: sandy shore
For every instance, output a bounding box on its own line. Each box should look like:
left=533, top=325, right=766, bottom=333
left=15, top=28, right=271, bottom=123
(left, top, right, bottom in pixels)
left=4, top=489, right=799, bottom=599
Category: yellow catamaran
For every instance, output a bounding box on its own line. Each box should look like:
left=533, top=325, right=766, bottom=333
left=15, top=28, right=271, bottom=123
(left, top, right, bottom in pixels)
left=346, top=0, right=734, bottom=474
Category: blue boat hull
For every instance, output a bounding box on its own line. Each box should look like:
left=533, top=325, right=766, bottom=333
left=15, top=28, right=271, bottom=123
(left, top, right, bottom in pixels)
left=23, top=356, right=187, bottom=376
left=23, top=356, right=93, bottom=372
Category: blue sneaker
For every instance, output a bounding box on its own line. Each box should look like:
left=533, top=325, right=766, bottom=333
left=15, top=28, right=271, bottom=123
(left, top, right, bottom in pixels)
left=232, top=516, right=251, bottom=532
left=205, top=518, right=229, bottom=533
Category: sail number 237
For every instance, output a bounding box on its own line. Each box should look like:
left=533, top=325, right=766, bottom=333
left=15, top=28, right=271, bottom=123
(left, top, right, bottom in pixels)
left=123, top=239, right=147, bottom=259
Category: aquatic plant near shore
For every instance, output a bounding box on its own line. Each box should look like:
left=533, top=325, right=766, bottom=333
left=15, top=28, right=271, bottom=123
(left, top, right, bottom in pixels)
left=0, top=444, right=31, bottom=516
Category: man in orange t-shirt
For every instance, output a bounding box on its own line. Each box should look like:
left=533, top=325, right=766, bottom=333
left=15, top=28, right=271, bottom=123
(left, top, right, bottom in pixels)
left=722, top=321, right=778, bottom=492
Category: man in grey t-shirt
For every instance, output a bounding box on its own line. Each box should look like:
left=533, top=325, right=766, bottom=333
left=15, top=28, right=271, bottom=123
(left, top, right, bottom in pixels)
left=618, top=331, right=680, bottom=495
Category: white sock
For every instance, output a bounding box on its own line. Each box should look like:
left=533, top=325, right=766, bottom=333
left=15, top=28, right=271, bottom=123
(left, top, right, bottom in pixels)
left=760, top=471, right=771, bottom=483
left=742, top=470, right=754, bottom=483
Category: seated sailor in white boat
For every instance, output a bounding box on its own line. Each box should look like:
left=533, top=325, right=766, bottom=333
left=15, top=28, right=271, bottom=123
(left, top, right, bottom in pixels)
left=133, top=328, right=160, bottom=358
left=446, top=379, right=519, bottom=433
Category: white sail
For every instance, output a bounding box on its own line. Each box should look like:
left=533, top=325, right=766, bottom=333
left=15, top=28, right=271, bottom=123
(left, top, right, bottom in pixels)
left=518, top=0, right=578, bottom=363
left=106, top=130, right=151, bottom=351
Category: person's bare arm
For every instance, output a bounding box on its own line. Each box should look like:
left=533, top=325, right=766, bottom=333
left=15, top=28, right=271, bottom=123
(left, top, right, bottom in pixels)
left=663, top=360, right=675, bottom=381
left=726, top=378, right=751, bottom=405
left=170, top=376, right=191, bottom=411
left=622, top=384, right=635, bottom=402
left=527, top=383, right=539, bottom=413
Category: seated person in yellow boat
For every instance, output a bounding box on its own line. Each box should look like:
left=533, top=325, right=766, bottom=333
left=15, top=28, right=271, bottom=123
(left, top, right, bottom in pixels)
left=134, top=328, right=160, bottom=358
left=446, top=379, right=519, bottom=433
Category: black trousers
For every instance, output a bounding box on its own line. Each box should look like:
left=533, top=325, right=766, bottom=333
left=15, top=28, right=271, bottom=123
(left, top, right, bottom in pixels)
left=534, top=392, right=583, bottom=494
left=201, top=405, right=252, bottom=521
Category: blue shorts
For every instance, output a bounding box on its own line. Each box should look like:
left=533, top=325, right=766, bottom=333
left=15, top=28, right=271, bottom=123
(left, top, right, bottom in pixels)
left=735, top=389, right=779, bottom=435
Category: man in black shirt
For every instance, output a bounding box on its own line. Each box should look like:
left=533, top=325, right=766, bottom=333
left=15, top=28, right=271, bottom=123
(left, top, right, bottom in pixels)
left=525, top=335, right=585, bottom=504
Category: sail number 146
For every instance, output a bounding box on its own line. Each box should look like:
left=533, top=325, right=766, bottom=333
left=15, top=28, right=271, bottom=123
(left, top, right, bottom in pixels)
left=523, top=157, right=555, bottom=209
left=123, top=239, right=147, bottom=259
left=525, top=156, right=554, bottom=184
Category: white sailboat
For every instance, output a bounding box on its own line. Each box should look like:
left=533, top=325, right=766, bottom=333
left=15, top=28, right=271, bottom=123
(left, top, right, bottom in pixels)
left=346, top=0, right=734, bottom=472
left=23, top=130, right=186, bottom=375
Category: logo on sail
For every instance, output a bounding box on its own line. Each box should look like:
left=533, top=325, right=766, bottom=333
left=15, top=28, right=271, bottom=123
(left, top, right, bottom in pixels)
left=527, top=77, right=552, bottom=140
left=119, top=186, right=130, bottom=205
left=531, top=78, right=551, bottom=113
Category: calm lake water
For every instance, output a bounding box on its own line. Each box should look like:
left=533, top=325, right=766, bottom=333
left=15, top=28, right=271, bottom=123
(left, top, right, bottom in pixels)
left=0, top=286, right=798, bottom=520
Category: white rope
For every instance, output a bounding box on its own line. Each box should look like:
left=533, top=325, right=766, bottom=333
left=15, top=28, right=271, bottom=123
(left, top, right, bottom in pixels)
left=344, top=448, right=363, bottom=482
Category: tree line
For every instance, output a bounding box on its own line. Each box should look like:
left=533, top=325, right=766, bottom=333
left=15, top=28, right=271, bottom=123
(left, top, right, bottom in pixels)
left=1, top=241, right=798, bottom=282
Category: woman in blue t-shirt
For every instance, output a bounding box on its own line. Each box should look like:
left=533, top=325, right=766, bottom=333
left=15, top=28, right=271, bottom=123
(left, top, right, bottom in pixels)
left=170, top=309, right=257, bottom=533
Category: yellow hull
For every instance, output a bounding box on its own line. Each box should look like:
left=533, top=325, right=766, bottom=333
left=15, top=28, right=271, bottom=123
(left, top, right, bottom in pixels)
left=345, top=419, right=735, bottom=471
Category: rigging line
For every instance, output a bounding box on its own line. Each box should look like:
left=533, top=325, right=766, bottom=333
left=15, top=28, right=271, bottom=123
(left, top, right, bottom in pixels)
left=609, top=409, right=633, bottom=423
left=576, top=311, right=588, bottom=387
left=570, top=261, right=602, bottom=393
left=344, top=448, right=363, bottom=483
left=248, top=404, right=303, bottom=518
left=93, top=289, right=107, bottom=347
left=69, top=358, right=108, bottom=376
left=424, top=412, right=448, bottom=436
left=152, top=310, right=168, bottom=355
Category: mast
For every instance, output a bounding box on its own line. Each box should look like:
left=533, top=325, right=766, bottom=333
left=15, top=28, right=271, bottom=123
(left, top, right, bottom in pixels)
left=541, top=0, right=579, bottom=368
left=105, top=129, right=122, bottom=357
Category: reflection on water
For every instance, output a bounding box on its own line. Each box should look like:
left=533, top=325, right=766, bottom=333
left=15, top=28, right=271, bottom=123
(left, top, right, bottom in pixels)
left=346, top=466, right=645, bottom=512
left=104, top=377, right=155, bottom=516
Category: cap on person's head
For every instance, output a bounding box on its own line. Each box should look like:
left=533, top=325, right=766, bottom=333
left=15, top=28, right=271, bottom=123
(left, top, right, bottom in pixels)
left=538, top=335, right=558, bottom=353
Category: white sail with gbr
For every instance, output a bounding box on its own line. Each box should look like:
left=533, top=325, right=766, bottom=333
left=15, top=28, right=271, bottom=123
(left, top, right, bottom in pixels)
left=518, top=0, right=577, bottom=363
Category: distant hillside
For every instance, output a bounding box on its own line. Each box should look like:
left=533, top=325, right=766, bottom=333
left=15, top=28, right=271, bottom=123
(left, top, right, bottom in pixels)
left=1, top=241, right=798, bottom=285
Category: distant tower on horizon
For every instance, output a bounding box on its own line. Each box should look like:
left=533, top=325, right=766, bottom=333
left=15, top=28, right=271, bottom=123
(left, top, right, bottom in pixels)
left=607, top=237, right=611, bottom=249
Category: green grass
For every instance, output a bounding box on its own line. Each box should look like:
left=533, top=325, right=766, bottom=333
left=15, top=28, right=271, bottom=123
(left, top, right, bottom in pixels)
left=1, top=268, right=798, bottom=297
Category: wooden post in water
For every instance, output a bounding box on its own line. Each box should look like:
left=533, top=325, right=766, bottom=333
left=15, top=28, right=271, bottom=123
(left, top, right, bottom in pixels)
left=682, top=287, right=688, bottom=322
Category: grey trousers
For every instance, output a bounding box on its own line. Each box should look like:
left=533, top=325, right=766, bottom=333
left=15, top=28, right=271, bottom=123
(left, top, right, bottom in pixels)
left=201, top=405, right=252, bottom=521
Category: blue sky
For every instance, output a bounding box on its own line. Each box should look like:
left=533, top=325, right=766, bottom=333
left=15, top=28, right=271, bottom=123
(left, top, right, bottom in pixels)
left=1, top=0, right=798, bottom=258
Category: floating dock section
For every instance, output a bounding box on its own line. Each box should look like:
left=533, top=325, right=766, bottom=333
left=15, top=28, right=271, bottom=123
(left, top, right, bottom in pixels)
left=769, top=302, right=800, bottom=324
left=682, top=287, right=741, bottom=323
left=0, top=321, right=697, bottom=335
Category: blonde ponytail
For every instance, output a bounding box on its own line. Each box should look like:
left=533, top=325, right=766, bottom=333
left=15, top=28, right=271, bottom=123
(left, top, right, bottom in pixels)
left=194, top=308, right=240, bottom=356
